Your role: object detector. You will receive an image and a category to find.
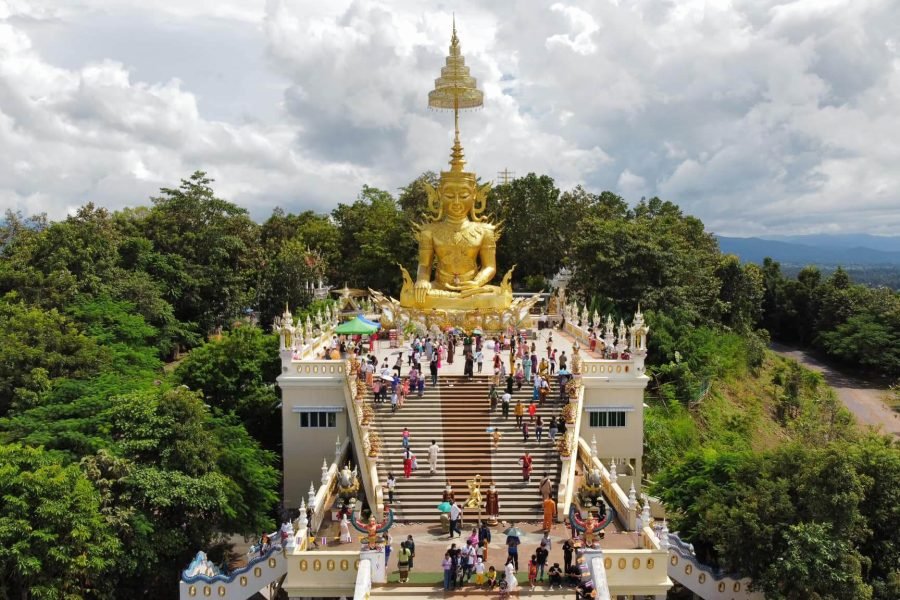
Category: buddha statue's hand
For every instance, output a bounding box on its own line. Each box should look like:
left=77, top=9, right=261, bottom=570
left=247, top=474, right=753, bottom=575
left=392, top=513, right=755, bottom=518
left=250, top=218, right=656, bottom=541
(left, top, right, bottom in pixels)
left=443, top=279, right=479, bottom=292
left=414, top=280, right=432, bottom=304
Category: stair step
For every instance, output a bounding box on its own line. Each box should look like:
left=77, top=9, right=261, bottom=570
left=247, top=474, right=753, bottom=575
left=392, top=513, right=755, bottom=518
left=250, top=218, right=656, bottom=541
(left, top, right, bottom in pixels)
left=364, top=376, right=565, bottom=522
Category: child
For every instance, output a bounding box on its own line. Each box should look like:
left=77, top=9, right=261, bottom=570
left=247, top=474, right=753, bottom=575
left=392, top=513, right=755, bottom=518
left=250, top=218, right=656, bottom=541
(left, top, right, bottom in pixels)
left=486, top=565, right=498, bottom=588
left=474, top=557, right=485, bottom=585
left=386, top=473, right=396, bottom=503
left=391, top=390, right=398, bottom=412
left=402, top=428, right=410, bottom=449
left=401, top=379, right=409, bottom=407
left=528, top=554, right=538, bottom=591
left=372, top=380, right=382, bottom=403
left=498, top=574, right=509, bottom=599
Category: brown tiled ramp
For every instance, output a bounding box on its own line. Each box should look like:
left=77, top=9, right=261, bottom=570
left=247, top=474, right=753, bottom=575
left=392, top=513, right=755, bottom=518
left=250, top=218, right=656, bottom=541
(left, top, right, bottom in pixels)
left=370, top=375, right=561, bottom=523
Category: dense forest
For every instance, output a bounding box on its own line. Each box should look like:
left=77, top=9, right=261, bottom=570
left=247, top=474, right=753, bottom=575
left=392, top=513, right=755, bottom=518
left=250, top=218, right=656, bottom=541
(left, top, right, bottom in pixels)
left=0, top=171, right=897, bottom=599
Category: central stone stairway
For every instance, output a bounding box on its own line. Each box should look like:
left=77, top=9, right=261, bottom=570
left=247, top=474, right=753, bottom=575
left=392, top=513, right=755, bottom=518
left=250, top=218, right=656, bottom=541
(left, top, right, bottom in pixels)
left=369, top=374, right=562, bottom=523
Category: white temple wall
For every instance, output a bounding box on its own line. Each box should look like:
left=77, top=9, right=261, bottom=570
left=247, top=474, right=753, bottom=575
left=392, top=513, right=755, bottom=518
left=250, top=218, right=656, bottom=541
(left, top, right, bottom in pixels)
left=580, top=380, right=646, bottom=470
left=280, top=379, right=350, bottom=509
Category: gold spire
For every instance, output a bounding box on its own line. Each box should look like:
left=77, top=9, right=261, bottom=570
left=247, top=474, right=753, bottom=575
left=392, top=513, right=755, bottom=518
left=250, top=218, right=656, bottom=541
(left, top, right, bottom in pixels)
left=428, top=17, right=483, bottom=174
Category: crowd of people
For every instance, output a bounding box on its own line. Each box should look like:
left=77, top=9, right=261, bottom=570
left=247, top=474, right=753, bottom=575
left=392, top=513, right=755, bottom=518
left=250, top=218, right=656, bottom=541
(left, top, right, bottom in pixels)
left=335, top=327, right=603, bottom=594
left=433, top=526, right=588, bottom=594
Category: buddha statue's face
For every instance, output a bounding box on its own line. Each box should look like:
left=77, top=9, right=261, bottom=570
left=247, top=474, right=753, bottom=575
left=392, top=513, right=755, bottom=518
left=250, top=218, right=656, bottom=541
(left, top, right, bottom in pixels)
left=440, top=179, right=475, bottom=220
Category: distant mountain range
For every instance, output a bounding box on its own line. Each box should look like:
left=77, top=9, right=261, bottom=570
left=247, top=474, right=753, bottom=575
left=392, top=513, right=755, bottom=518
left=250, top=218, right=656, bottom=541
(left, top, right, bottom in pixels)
left=717, top=234, right=900, bottom=266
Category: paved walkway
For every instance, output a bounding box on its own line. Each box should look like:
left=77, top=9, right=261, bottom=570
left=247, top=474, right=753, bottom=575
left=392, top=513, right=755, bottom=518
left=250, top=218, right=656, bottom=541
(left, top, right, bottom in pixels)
left=311, top=518, right=637, bottom=580
left=771, top=343, right=899, bottom=436
left=367, top=327, right=603, bottom=379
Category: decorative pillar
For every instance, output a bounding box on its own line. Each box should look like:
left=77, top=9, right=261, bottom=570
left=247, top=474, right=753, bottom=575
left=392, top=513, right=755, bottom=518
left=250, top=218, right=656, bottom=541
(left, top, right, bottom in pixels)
left=629, top=306, right=650, bottom=373
left=298, top=499, right=308, bottom=530
left=628, top=483, right=637, bottom=511
left=321, top=459, right=329, bottom=485
left=335, top=436, right=342, bottom=462
left=609, top=460, right=618, bottom=484
left=308, top=482, right=317, bottom=511
left=616, top=319, right=627, bottom=353
left=659, top=521, right=670, bottom=550
left=604, top=315, right=615, bottom=352
left=591, top=435, right=598, bottom=459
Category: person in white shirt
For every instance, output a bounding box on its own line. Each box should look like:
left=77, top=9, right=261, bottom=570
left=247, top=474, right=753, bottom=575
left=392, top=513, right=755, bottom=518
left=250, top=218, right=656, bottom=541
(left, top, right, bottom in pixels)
left=463, top=540, right=477, bottom=582
left=449, top=502, right=463, bottom=539
left=505, top=558, right=518, bottom=591
left=475, top=350, right=484, bottom=373
left=428, top=440, right=440, bottom=474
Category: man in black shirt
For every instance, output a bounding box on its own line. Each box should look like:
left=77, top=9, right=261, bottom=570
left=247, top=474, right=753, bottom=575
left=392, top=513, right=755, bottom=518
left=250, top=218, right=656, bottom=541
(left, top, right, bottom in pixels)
left=562, top=539, right=574, bottom=572
left=548, top=562, right=563, bottom=589
left=448, top=543, right=460, bottom=590
left=535, top=541, right=549, bottom=581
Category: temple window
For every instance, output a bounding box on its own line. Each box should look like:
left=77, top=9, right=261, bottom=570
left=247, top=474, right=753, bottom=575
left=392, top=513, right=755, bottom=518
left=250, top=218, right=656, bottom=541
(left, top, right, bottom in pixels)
left=589, top=411, right=626, bottom=428
left=299, top=411, right=337, bottom=428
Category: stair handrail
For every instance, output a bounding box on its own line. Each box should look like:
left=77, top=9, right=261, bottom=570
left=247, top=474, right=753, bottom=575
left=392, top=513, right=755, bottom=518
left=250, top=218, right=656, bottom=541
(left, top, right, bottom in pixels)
left=666, top=531, right=763, bottom=599
left=576, top=438, right=637, bottom=530
left=557, top=375, right=585, bottom=520
left=306, top=437, right=351, bottom=534
left=352, top=557, right=373, bottom=600
left=342, top=354, right=385, bottom=518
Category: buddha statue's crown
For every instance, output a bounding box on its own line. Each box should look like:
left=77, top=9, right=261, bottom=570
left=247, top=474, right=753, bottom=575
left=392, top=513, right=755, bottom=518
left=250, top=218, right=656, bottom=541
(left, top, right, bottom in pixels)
left=440, top=135, right=476, bottom=187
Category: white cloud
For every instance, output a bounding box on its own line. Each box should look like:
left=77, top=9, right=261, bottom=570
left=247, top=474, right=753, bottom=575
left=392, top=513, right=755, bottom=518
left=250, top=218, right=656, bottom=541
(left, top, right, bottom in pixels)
left=0, top=0, right=898, bottom=236
left=546, top=3, right=600, bottom=55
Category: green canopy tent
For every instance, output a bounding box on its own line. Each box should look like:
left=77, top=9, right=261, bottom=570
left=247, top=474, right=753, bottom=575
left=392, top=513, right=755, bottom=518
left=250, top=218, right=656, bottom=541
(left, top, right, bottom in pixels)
left=334, top=316, right=381, bottom=335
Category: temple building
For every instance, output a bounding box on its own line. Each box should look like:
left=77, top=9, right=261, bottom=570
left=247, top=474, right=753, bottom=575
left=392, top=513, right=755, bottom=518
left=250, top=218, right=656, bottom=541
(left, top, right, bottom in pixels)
left=179, top=21, right=762, bottom=600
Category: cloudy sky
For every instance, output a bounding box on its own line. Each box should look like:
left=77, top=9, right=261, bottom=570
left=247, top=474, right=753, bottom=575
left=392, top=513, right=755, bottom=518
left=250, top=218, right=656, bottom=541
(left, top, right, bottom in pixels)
left=1, top=0, right=898, bottom=235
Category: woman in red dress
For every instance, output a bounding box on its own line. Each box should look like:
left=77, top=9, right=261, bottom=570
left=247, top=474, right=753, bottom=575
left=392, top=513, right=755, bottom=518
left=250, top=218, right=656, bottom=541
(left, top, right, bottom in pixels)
left=403, top=448, right=413, bottom=478
left=519, top=452, right=533, bottom=483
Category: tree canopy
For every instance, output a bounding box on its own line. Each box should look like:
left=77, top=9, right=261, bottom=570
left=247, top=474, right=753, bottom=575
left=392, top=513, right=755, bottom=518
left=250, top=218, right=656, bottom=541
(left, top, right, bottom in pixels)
left=0, top=169, right=897, bottom=599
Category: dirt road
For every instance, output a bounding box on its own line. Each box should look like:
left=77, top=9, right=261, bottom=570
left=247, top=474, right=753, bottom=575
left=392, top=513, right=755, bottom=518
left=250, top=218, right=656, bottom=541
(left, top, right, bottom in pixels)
left=771, top=343, right=899, bottom=436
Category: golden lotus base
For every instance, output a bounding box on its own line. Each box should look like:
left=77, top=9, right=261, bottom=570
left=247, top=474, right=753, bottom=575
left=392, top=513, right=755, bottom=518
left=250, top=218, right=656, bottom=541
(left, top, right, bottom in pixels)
left=369, top=289, right=543, bottom=332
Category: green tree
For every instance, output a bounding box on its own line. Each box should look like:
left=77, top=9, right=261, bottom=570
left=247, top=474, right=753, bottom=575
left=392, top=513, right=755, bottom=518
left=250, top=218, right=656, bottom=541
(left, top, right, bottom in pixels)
left=331, top=185, right=416, bottom=294
left=571, top=198, right=720, bottom=323
left=0, top=296, right=105, bottom=416
left=142, top=172, right=260, bottom=339
left=103, top=386, right=278, bottom=594
left=397, top=171, right=439, bottom=224
left=715, top=255, right=764, bottom=332
left=174, top=327, right=281, bottom=449
left=763, top=522, right=872, bottom=600
left=490, top=173, right=565, bottom=288
left=256, top=238, right=327, bottom=329
left=0, top=443, right=120, bottom=600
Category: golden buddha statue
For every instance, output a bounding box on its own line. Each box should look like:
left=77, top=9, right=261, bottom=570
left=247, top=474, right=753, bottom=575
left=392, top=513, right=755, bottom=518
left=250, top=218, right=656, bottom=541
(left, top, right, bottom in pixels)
left=397, top=19, right=514, bottom=312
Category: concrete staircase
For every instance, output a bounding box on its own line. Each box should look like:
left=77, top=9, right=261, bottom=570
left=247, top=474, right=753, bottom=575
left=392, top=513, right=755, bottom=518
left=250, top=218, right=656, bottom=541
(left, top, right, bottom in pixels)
left=368, top=374, right=562, bottom=523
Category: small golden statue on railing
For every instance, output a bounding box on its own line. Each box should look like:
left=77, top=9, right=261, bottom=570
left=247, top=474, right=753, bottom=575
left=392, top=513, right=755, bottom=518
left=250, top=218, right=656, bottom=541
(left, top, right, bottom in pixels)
left=367, top=431, right=381, bottom=458
left=361, top=403, right=374, bottom=426
left=347, top=354, right=360, bottom=376
left=562, top=402, right=577, bottom=425
left=557, top=431, right=574, bottom=457
left=570, top=342, right=582, bottom=375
